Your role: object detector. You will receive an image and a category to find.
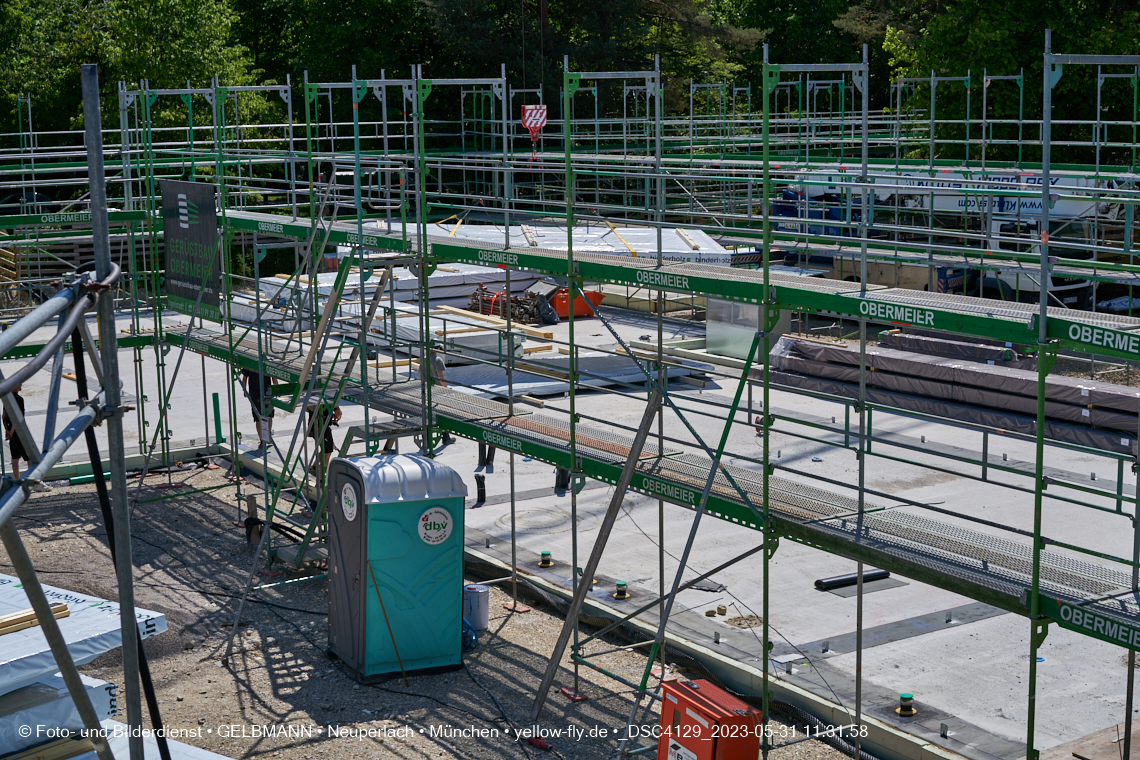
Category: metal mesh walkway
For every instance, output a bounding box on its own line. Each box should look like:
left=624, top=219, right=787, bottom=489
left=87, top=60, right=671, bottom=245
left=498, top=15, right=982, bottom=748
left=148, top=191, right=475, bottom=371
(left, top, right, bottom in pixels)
left=855, top=289, right=1140, bottom=330
left=640, top=453, right=1140, bottom=629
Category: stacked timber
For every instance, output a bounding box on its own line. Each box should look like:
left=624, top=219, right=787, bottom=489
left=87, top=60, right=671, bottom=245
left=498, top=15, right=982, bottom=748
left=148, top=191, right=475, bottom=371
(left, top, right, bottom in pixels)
left=877, top=329, right=1037, bottom=370
left=768, top=337, right=1139, bottom=454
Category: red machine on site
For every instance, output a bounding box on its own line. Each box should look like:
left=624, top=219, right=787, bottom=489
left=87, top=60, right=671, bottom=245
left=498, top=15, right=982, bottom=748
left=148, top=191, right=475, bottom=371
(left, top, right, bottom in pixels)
left=657, top=679, right=762, bottom=760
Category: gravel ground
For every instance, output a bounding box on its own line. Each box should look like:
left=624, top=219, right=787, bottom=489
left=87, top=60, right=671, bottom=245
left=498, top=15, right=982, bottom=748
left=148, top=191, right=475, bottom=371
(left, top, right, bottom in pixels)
left=2, top=466, right=846, bottom=760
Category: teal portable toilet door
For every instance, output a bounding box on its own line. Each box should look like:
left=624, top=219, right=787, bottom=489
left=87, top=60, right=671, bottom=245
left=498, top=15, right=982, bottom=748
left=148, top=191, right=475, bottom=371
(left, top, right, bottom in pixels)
left=364, top=494, right=465, bottom=676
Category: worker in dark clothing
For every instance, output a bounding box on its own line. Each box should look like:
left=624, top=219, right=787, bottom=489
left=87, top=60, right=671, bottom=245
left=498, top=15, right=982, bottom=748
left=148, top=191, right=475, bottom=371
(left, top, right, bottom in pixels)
left=3, top=384, right=28, bottom=479
left=429, top=349, right=455, bottom=445
left=308, top=400, right=343, bottom=474
left=2, top=384, right=47, bottom=490
left=240, top=368, right=276, bottom=448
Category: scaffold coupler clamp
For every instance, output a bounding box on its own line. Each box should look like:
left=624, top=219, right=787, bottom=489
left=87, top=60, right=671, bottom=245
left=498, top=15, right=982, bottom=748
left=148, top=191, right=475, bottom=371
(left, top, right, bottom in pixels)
left=82, top=277, right=112, bottom=293
left=100, top=403, right=132, bottom=423
left=7, top=474, right=42, bottom=493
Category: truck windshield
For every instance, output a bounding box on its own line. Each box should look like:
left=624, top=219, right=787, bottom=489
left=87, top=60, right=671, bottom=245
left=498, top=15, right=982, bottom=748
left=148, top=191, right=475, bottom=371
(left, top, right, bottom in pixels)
left=998, top=222, right=1035, bottom=252
left=997, top=220, right=1093, bottom=261
left=1049, top=220, right=1093, bottom=261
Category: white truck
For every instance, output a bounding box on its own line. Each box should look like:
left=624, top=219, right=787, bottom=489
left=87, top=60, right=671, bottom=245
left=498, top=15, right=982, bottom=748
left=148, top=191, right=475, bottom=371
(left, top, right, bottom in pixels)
left=778, top=169, right=1119, bottom=308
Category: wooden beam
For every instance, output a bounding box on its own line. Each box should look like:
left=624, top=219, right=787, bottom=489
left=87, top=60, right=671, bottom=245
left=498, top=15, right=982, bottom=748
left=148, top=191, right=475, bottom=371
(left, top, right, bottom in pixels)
left=435, top=305, right=554, bottom=340
left=674, top=374, right=706, bottom=388
left=515, top=361, right=570, bottom=380
left=0, top=602, right=69, bottom=636
left=366, top=358, right=412, bottom=369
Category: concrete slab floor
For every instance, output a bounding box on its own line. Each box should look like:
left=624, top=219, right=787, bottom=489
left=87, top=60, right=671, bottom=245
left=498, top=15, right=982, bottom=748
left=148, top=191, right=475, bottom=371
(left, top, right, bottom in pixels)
left=7, top=307, right=1139, bottom=758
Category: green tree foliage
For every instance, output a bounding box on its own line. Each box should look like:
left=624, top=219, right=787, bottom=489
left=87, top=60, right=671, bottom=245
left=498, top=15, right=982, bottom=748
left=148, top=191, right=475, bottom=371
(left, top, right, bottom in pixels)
left=415, top=0, right=759, bottom=111
left=741, top=0, right=858, bottom=68
left=230, top=0, right=298, bottom=79
left=295, top=0, right=438, bottom=82
left=0, top=0, right=264, bottom=134
left=837, top=0, right=1140, bottom=162
left=0, top=0, right=106, bottom=133
left=3, top=0, right=1140, bottom=152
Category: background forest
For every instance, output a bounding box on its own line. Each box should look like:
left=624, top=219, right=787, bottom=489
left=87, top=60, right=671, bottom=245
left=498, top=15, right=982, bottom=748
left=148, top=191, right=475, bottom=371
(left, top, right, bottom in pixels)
left=1, top=0, right=1138, bottom=138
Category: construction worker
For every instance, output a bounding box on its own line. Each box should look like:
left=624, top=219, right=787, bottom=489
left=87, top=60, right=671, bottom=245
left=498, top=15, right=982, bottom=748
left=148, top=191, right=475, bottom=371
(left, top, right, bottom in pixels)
left=308, top=400, right=343, bottom=474
left=3, top=384, right=47, bottom=490
left=3, top=384, right=28, bottom=480
left=429, top=349, right=455, bottom=445
left=429, top=348, right=448, bottom=388
left=240, top=368, right=276, bottom=448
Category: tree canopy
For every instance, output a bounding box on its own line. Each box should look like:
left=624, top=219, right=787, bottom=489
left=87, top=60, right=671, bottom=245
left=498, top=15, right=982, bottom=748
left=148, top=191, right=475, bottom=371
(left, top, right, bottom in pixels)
left=1, top=0, right=1137, bottom=145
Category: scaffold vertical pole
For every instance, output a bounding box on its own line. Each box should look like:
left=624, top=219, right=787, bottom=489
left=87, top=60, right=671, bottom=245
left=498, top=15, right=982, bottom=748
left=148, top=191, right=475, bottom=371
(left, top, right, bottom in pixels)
left=854, top=43, right=871, bottom=758
left=82, top=62, right=144, bottom=760
left=562, top=53, right=583, bottom=699
left=501, top=68, right=526, bottom=614
left=1126, top=393, right=1140, bottom=760
left=414, top=64, right=434, bottom=456
left=653, top=52, right=667, bottom=687
left=1026, top=29, right=1057, bottom=760
left=760, top=42, right=775, bottom=758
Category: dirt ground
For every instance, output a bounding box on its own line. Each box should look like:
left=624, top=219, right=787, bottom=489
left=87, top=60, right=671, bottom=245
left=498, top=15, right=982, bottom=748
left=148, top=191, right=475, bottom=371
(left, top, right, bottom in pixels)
left=2, top=465, right=847, bottom=760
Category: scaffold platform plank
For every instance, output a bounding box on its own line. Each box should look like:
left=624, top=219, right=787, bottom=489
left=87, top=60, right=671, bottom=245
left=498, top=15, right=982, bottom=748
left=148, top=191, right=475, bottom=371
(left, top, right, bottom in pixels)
left=165, top=326, right=356, bottom=386
left=220, top=209, right=1140, bottom=362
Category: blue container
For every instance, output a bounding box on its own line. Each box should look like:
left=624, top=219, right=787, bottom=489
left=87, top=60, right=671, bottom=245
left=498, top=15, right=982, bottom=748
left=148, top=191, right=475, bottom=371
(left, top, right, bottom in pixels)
left=327, top=454, right=468, bottom=681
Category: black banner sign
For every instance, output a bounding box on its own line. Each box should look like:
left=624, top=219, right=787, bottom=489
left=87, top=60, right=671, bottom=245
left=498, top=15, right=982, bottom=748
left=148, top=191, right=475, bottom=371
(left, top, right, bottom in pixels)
left=160, top=180, right=221, bottom=321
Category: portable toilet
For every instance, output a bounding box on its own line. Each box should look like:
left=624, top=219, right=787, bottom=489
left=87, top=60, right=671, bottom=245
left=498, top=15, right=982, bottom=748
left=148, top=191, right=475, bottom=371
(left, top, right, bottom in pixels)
left=327, top=454, right=468, bottom=682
